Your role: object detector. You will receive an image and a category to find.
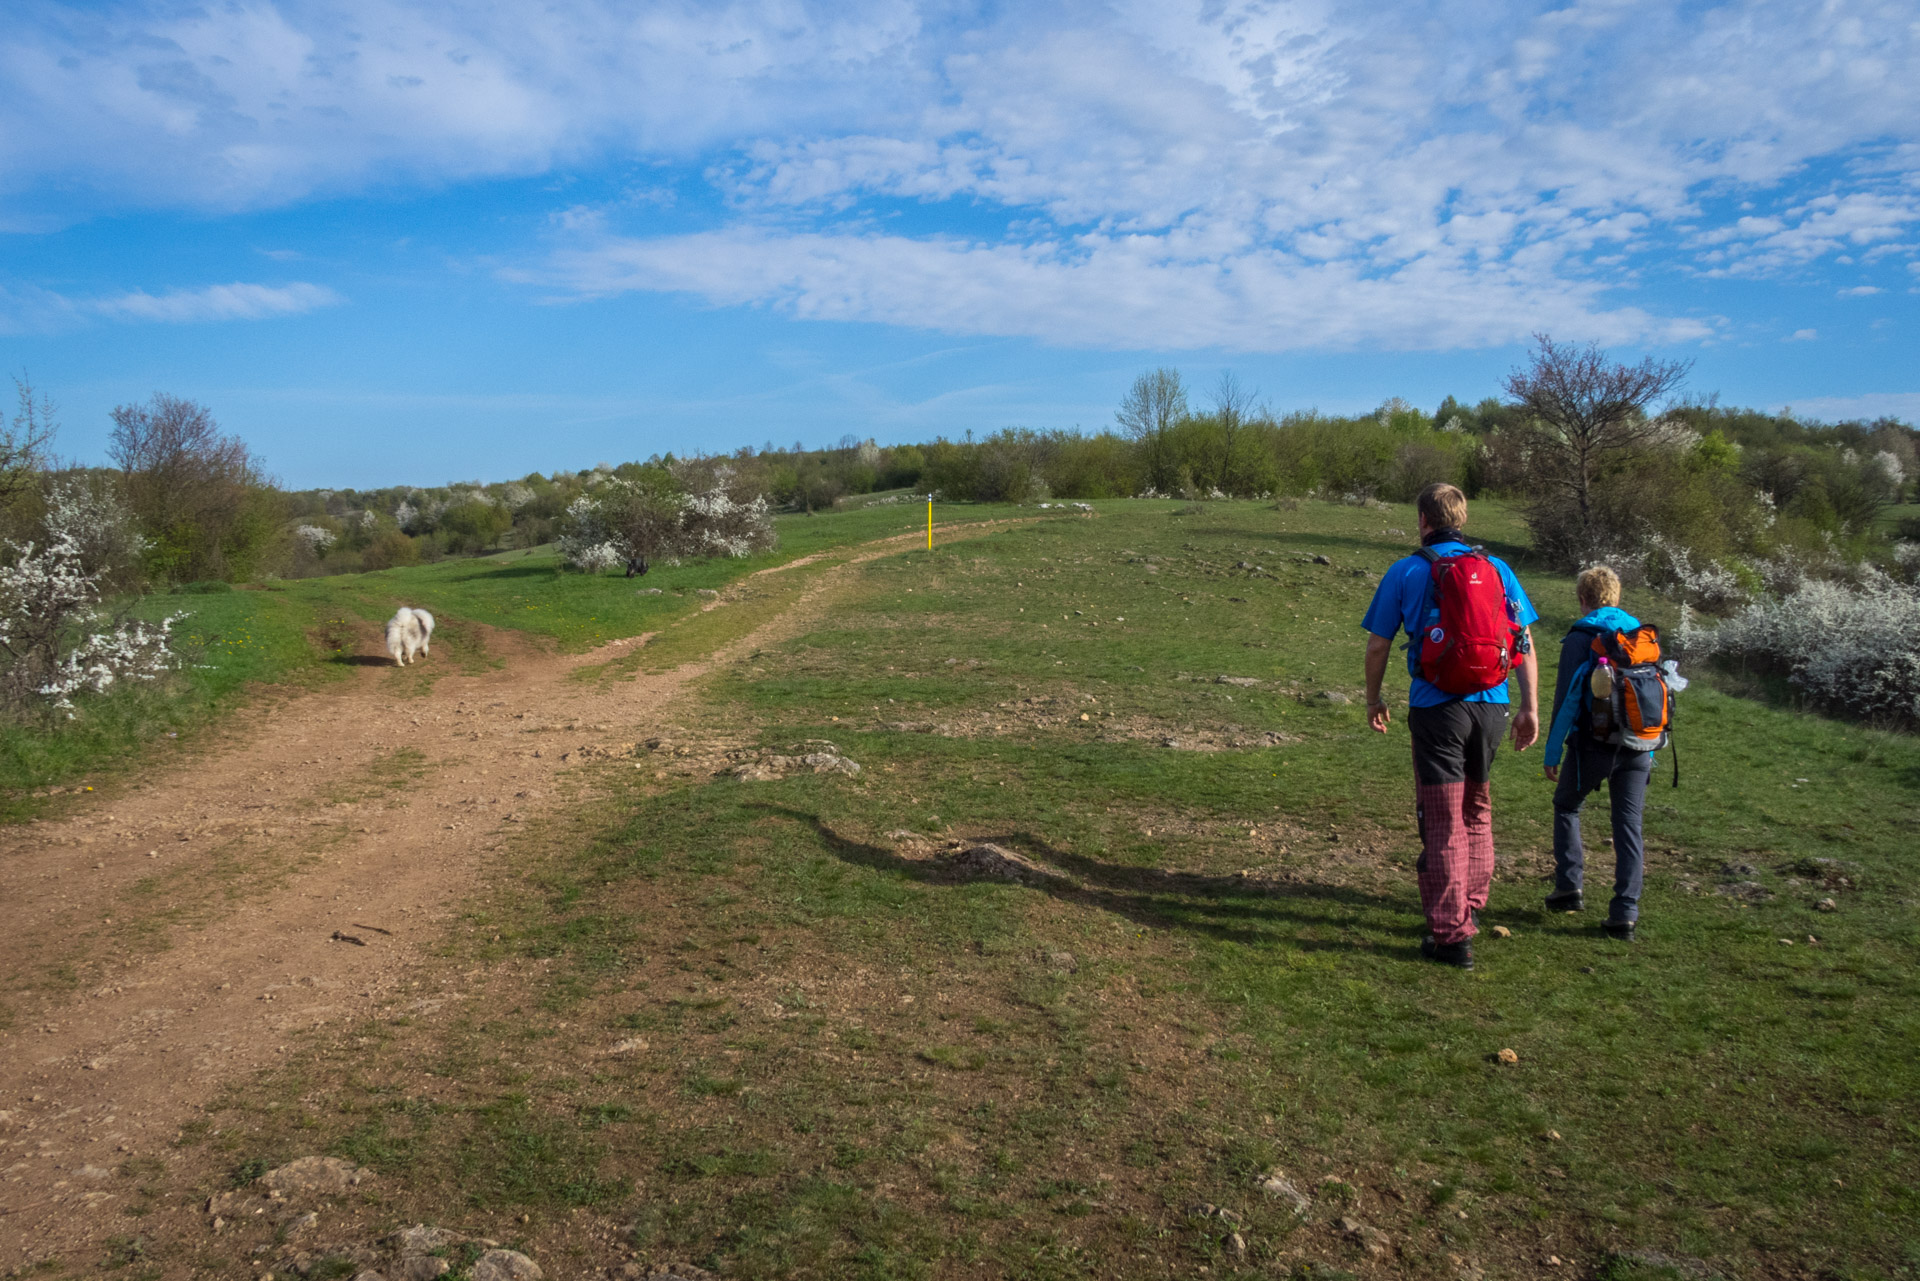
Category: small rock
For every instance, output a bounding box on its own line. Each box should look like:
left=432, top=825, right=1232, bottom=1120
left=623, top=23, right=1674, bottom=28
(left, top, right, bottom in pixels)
left=469, top=1249, right=543, bottom=1281
left=695, top=589, right=719, bottom=599
left=351, top=1271, right=388, bottom=1281
left=1496, top=1048, right=1519, bottom=1065
left=1340, top=1217, right=1390, bottom=1256
left=1216, top=1207, right=1244, bottom=1227
left=1490, top=925, right=1512, bottom=939
left=1319, top=690, right=1351, bottom=704
left=1214, top=675, right=1261, bottom=687
left=1257, top=1167, right=1311, bottom=1216
left=392, top=1258, right=450, bottom=1281
left=938, top=843, right=1061, bottom=886
left=1816, top=897, right=1837, bottom=912
left=283, top=1210, right=319, bottom=1233
left=259, top=1156, right=373, bottom=1194
left=1226, top=1230, right=1247, bottom=1260
left=607, top=1037, right=648, bottom=1055
left=637, top=588, right=662, bottom=595
left=1312, top=554, right=1332, bottom=565
left=77, top=1165, right=111, bottom=1180
left=389, top=1226, right=464, bottom=1255
left=1044, top=950, right=1078, bottom=974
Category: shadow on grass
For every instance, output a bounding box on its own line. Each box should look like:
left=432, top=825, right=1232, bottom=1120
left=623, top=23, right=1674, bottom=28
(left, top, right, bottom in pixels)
left=748, top=804, right=1422, bottom=960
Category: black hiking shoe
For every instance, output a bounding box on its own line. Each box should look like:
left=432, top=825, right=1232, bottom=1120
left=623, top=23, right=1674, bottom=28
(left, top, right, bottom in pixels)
left=1602, top=918, right=1637, bottom=942
left=1421, top=936, right=1475, bottom=970
left=1544, top=890, right=1584, bottom=913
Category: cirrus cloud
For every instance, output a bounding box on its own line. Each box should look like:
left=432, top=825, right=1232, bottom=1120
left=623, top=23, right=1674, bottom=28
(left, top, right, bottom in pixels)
left=0, top=280, right=343, bottom=334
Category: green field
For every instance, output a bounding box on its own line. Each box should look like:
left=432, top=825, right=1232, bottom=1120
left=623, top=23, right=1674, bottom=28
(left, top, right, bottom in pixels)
left=165, top=498, right=1918, bottom=1280
left=0, top=499, right=1018, bottom=817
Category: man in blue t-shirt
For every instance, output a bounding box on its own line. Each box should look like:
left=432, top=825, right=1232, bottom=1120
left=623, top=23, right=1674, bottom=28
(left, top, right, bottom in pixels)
left=1360, top=483, right=1540, bottom=969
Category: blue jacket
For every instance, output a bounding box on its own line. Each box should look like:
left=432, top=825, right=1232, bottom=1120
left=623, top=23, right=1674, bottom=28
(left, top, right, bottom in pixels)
left=1544, top=606, right=1639, bottom=767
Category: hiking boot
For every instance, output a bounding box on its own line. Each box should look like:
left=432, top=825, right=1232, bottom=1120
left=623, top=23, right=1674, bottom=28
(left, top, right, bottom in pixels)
left=1421, top=936, right=1475, bottom=969
left=1602, top=918, right=1636, bottom=942
left=1544, top=890, right=1584, bottom=913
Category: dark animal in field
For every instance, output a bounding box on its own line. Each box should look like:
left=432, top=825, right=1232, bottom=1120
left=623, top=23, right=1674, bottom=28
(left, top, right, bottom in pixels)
left=625, top=556, right=649, bottom=579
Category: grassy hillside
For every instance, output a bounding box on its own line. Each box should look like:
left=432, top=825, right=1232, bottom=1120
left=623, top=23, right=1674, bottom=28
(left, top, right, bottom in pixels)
left=189, top=498, right=1919, bottom=1280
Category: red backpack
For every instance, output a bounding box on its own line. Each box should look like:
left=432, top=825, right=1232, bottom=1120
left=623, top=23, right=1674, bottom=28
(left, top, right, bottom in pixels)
left=1415, top=547, right=1522, bottom=695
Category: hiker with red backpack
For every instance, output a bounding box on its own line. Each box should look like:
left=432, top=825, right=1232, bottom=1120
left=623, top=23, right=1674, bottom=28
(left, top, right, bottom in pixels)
left=1362, top=483, right=1540, bottom=970
left=1542, top=566, right=1680, bottom=942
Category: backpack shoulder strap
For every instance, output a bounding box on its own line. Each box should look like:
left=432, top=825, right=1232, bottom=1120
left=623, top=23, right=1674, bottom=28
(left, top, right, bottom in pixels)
left=1415, top=547, right=1440, bottom=564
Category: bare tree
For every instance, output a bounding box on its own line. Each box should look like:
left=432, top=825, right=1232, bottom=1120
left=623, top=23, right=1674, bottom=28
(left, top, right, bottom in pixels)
left=1210, top=370, right=1257, bottom=496
left=108, top=393, right=274, bottom=582
left=1503, top=333, right=1692, bottom=541
left=1115, top=367, right=1187, bottom=493
left=4, top=374, right=57, bottom=509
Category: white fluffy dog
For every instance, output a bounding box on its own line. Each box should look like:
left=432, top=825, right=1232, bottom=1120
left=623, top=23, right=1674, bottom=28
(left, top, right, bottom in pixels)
left=384, top=607, right=435, bottom=666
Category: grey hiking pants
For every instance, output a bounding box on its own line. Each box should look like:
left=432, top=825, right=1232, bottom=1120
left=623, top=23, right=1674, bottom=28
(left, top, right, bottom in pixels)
left=1551, top=740, right=1653, bottom=923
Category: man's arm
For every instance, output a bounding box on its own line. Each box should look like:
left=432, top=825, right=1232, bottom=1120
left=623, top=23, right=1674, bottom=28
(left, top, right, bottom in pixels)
left=1510, top=628, right=1539, bottom=751
left=1364, top=633, right=1393, bottom=733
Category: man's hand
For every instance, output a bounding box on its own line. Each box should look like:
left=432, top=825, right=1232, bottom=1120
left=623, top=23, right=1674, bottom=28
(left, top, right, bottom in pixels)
left=1509, top=709, right=1539, bottom=752
left=1543, top=763, right=1560, bottom=782
left=1509, top=639, right=1540, bottom=752
left=1363, top=633, right=1393, bottom=733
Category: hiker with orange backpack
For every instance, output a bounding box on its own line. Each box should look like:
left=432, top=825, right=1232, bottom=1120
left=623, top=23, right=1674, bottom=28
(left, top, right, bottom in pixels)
left=1362, top=483, right=1540, bottom=970
left=1542, top=566, right=1681, bottom=942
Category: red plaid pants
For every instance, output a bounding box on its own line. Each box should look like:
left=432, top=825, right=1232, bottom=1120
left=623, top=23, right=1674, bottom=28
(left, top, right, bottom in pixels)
left=1409, top=702, right=1507, bottom=944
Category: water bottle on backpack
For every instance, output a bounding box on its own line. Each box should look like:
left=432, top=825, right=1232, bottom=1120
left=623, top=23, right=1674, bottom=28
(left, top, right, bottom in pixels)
left=1588, top=657, right=1614, bottom=737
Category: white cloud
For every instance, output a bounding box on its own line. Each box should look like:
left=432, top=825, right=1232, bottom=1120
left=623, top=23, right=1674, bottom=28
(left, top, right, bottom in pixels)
left=0, top=280, right=342, bottom=333
left=92, top=281, right=342, bottom=323
left=529, top=227, right=1713, bottom=352
left=1785, top=329, right=1818, bottom=342
left=1787, top=392, right=1920, bottom=422
left=4, top=0, right=1918, bottom=352
left=1838, top=285, right=1883, bottom=296
left=0, top=0, right=924, bottom=211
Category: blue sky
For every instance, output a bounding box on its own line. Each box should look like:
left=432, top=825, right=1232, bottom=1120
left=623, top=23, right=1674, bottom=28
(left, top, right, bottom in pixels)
left=3, top=0, right=1916, bottom=489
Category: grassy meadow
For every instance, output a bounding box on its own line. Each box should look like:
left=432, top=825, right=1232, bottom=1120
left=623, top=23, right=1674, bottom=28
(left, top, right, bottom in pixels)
left=0, top=498, right=1017, bottom=818
left=144, top=498, right=1919, bottom=1280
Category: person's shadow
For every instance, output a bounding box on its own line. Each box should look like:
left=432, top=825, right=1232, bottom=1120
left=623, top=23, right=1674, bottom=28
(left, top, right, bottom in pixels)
left=745, top=804, right=1424, bottom=958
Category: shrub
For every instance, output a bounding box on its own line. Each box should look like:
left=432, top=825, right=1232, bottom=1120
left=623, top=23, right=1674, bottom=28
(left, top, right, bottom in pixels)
left=360, top=529, right=421, bottom=571
left=1, top=483, right=183, bottom=716
left=1681, top=573, right=1920, bottom=726
left=558, top=459, right=775, bottom=571
left=107, top=393, right=283, bottom=584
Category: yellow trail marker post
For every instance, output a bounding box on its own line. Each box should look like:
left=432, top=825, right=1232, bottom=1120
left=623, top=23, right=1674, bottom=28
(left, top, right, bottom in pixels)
left=926, top=493, right=933, bottom=551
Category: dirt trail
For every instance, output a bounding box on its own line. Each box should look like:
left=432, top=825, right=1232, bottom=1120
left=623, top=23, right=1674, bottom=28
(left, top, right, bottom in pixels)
left=0, top=526, right=1002, bottom=1271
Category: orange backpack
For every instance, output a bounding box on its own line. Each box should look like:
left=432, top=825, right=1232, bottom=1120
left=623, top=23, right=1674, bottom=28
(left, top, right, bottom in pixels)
left=1587, top=624, right=1672, bottom=752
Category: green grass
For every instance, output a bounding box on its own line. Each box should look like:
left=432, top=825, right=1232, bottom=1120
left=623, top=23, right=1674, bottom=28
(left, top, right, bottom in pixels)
left=133, top=498, right=1920, bottom=1277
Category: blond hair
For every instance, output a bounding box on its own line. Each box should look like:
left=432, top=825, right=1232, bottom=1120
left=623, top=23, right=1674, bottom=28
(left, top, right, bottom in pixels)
left=1577, top=565, right=1622, bottom=609
left=1416, top=482, right=1467, bottom=531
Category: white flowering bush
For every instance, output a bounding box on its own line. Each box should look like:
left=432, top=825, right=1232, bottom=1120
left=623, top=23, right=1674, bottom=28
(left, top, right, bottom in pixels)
left=1681, top=573, right=1920, bottom=726
left=556, top=463, right=776, bottom=572
left=293, top=524, right=336, bottom=554
left=1, top=484, right=184, bottom=716
left=1640, top=533, right=1748, bottom=611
